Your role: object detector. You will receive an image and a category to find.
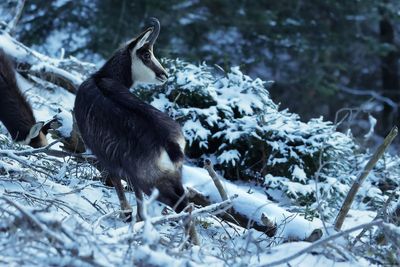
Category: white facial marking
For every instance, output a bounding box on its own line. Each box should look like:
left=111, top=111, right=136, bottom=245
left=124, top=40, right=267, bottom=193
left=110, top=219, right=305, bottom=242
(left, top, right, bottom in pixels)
left=20, top=122, right=45, bottom=145
left=157, top=149, right=176, bottom=172
left=131, top=51, right=158, bottom=85
left=130, top=31, right=168, bottom=86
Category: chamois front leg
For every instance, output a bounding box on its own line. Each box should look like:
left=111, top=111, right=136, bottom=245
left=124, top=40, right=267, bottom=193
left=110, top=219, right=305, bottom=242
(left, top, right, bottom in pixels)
left=134, top=187, right=144, bottom=222
left=109, top=176, right=132, bottom=222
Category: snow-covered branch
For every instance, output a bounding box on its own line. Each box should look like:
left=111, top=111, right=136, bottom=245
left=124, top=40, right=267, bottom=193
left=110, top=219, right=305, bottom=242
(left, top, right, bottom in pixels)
left=0, top=29, right=96, bottom=94
left=5, top=0, right=26, bottom=35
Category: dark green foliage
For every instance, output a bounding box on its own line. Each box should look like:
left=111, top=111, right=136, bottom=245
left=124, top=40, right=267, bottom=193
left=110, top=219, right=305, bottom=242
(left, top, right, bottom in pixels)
left=3, top=0, right=399, bottom=124
left=134, top=59, right=361, bottom=212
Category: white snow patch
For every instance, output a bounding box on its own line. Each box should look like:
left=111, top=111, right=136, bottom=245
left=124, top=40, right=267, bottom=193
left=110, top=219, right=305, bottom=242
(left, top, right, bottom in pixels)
left=364, top=114, right=377, bottom=139
left=217, top=149, right=240, bottom=166
left=292, top=165, right=307, bottom=183
left=182, top=165, right=322, bottom=240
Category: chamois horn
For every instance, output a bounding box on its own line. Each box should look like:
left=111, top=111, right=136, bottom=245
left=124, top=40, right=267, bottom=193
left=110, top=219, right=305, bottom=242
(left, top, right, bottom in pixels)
left=147, top=17, right=160, bottom=46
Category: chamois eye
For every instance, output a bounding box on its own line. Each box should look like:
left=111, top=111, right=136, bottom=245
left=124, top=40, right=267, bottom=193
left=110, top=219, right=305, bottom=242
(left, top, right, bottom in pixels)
left=143, top=52, right=151, bottom=60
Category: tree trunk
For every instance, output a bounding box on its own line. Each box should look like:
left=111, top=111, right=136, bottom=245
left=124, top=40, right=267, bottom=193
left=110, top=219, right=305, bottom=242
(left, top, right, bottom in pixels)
left=379, top=16, right=400, bottom=134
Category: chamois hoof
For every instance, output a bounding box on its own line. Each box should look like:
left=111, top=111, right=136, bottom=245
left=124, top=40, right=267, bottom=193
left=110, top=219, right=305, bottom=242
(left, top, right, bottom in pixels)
left=120, top=210, right=133, bottom=223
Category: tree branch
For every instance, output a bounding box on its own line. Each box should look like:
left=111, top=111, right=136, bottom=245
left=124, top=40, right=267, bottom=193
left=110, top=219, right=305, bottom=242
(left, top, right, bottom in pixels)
left=203, top=159, right=228, bottom=201
left=5, top=0, right=26, bottom=35
left=334, top=126, right=398, bottom=231
left=187, top=187, right=277, bottom=237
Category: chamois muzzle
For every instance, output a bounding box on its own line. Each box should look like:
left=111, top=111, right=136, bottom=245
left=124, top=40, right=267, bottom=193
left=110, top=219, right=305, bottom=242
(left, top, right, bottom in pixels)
left=147, top=17, right=160, bottom=46
left=156, top=72, right=168, bottom=83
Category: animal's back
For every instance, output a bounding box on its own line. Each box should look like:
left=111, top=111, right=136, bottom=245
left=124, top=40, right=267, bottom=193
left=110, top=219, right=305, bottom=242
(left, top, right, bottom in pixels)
left=75, top=76, right=185, bottom=194
left=0, top=49, right=37, bottom=142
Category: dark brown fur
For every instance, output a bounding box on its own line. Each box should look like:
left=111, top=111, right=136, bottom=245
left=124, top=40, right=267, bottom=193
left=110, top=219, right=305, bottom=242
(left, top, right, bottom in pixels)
left=74, top=26, right=187, bottom=221
left=0, top=49, right=47, bottom=148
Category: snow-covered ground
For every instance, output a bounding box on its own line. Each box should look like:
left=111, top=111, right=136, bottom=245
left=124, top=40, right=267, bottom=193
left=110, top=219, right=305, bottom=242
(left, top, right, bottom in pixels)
left=0, top=147, right=379, bottom=266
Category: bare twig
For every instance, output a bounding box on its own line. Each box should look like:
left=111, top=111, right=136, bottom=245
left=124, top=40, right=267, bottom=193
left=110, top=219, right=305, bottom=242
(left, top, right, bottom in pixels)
left=184, top=204, right=200, bottom=246
left=204, top=159, right=228, bottom=201
left=92, top=210, right=119, bottom=230
left=0, top=139, right=93, bottom=161
left=334, top=126, right=398, bottom=231
left=351, top=189, right=398, bottom=247
left=152, top=196, right=235, bottom=225
left=119, top=196, right=235, bottom=243
left=5, top=0, right=26, bottom=35
left=339, top=85, right=399, bottom=110
left=0, top=196, right=70, bottom=246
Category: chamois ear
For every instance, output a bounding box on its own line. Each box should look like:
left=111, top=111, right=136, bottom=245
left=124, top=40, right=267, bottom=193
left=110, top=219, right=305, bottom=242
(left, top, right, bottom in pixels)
left=127, top=28, right=152, bottom=51
left=27, top=122, right=44, bottom=140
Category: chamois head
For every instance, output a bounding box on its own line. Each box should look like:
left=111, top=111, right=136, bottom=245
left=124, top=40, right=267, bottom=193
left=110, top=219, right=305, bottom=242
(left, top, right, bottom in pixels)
left=127, top=18, right=168, bottom=85
left=0, top=49, right=48, bottom=148
left=20, top=121, right=48, bottom=148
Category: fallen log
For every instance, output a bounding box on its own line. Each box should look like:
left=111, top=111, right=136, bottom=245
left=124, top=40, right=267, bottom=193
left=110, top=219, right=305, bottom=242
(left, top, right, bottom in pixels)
left=187, top=187, right=277, bottom=237
left=0, top=29, right=96, bottom=94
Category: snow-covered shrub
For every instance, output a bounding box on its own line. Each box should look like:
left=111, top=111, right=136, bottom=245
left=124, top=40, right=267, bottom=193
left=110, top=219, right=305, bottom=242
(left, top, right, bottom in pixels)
left=134, top=59, right=366, bottom=212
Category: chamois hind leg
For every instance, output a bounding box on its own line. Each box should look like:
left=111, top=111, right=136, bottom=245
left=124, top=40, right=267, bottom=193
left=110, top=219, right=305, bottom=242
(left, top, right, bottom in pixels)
left=134, top=187, right=145, bottom=222
left=109, top=176, right=132, bottom=222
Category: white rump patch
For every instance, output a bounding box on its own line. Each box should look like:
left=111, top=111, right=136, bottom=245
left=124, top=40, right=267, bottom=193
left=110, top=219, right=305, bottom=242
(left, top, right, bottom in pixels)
left=157, top=149, right=176, bottom=172
left=177, top=136, right=186, bottom=152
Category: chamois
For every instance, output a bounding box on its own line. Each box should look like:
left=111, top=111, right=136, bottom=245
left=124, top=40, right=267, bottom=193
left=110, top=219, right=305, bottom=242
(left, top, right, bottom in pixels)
left=0, top=49, right=48, bottom=148
left=74, top=18, right=188, bottom=221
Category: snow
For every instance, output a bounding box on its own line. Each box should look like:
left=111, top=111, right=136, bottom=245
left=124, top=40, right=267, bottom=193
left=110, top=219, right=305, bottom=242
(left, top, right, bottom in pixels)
left=0, top=27, right=398, bottom=266
left=292, top=165, right=307, bottom=183
left=0, top=32, right=27, bottom=58
left=217, top=149, right=241, bottom=166
left=364, top=114, right=377, bottom=139
left=340, top=209, right=377, bottom=236
left=0, top=159, right=21, bottom=173
left=54, top=109, right=74, bottom=137
left=255, top=241, right=374, bottom=267
left=182, top=165, right=322, bottom=240
left=182, top=119, right=211, bottom=148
